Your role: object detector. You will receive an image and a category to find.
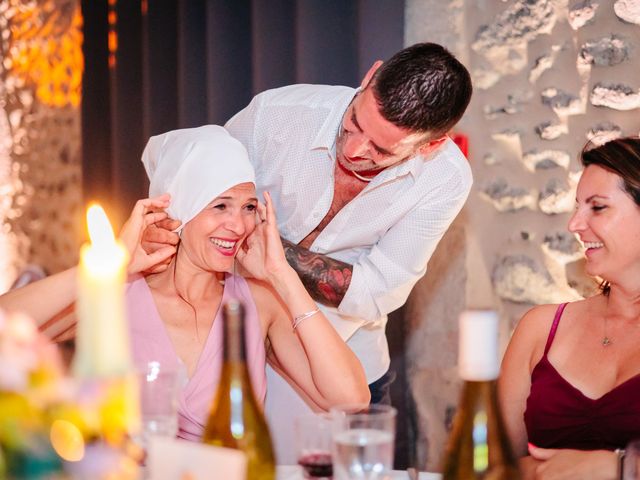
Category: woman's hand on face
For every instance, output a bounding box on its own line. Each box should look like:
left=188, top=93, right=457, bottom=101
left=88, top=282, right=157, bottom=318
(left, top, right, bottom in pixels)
left=236, top=191, right=289, bottom=281
left=119, top=194, right=177, bottom=275
left=528, top=444, right=617, bottom=480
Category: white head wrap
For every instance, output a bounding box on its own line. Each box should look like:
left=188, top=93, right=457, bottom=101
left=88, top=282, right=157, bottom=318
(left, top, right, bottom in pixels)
left=141, top=125, right=255, bottom=232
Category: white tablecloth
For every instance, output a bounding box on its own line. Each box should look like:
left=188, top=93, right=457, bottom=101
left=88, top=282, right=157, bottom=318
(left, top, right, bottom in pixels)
left=276, top=465, right=441, bottom=479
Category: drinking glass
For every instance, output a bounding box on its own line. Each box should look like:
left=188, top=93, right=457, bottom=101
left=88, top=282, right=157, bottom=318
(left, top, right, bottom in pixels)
left=295, top=413, right=334, bottom=479
left=330, top=404, right=397, bottom=480
left=137, top=361, right=185, bottom=447
left=624, top=440, right=640, bottom=480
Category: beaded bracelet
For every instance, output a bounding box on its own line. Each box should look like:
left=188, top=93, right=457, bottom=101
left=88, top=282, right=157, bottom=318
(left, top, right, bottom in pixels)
left=292, top=309, right=320, bottom=331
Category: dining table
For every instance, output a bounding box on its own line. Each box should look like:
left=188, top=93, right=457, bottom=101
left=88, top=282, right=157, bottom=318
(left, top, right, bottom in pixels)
left=276, top=465, right=441, bottom=479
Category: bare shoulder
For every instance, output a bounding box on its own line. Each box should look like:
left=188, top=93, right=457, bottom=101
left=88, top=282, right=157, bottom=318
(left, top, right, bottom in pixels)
left=514, top=303, right=563, bottom=336
left=507, top=303, right=565, bottom=370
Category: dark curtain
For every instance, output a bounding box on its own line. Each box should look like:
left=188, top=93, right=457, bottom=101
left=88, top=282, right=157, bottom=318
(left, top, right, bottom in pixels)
left=81, top=0, right=413, bottom=469
left=81, top=0, right=404, bottom=223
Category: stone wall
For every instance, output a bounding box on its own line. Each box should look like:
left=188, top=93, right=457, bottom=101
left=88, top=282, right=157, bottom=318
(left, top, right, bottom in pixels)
left=405, top=0, right=640, bottom=470
left=0, top=0, right=83, bottom=293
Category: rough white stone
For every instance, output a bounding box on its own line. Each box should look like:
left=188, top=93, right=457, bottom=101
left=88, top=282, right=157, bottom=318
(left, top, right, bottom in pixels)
left=579, top=35, right=629, bottom=67
left=539, top=178, right=575, bottom=215
left=542, top=231, right=583, bottom=264
left=483, top=92, right=531, bottom=119
left=586, top=122, right=623, bottom=145
left=473, top=68, right=501, bottom=90
left=541, top=87, right=584, bottom=116
left=473, top=0, right=556, bottom=51
left=492, top=254, right=567, bottom=304
left=614, top=0, right=640, bottom=24
left=529, top=45, right=562, bottom=83
left=590, top=83, right=640, bottom=110
left=522, top=149, right=570, bottom=171
left=535, top=121, right=568, bottom=140
left=484, top=103, right=520, bottom=119
left=484, top=153, right=500, bottom=165
left=568, top=0, right=599, bottom=29
left=472, top=0, right=556, bottom=74
left=529, top=54, right=554, bottom=83
left=491, top=128, right=522, bottom=142
left=481, top=178, right=537, bottom=212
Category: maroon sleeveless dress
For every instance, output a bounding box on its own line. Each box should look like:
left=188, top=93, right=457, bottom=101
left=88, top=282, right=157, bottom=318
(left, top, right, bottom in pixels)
left=524, top=303, right=640, bottom=450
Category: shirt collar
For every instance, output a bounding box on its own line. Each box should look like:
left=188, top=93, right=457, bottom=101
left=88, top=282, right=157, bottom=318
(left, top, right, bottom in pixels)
left=310, top=88, right=358, bottom=153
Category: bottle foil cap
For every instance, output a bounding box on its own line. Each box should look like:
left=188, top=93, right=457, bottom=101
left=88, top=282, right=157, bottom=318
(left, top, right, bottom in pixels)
left=458, top=310, right=499, bottom=381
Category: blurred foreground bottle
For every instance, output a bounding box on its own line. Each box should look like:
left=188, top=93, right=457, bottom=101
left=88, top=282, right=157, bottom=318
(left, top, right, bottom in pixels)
left=202, top=301, right=275, bottom=480
left=441, top=311, right=520, bottom=479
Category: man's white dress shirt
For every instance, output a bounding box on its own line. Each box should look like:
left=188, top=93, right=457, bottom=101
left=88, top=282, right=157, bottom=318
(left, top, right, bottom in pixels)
left=226, top=84, right=472, bottom=461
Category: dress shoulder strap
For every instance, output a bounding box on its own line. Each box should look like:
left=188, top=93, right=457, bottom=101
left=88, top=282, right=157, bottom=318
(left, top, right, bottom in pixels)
left=543, top=303, right=568, bottom=356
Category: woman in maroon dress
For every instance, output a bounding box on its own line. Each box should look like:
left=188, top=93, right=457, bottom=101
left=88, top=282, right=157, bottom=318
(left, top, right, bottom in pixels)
left=500, top=137, right=640, bottom=479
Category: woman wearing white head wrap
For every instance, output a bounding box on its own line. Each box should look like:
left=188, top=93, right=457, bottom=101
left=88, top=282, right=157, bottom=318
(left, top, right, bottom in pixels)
left=0, top=126, right=369, bottom=442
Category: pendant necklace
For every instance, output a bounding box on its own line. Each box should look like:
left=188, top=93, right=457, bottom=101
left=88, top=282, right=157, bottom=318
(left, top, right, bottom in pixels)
left=602, top=314, right=612, bottom=347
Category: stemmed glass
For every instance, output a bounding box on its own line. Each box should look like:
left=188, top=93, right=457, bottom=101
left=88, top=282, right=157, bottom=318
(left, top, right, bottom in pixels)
left=330, top=404, right=397, bottom=480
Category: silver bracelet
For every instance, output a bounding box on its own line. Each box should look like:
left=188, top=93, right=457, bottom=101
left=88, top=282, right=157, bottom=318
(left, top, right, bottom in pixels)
left=292, top=309, right=320, bottom=331
left=615, top=448, right=625, bottom=480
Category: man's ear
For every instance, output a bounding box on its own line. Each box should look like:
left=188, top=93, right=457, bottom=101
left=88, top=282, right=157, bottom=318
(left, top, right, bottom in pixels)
left=418, top=136, right=447, bottom=156
left=360, top=61, right=383, bottom=90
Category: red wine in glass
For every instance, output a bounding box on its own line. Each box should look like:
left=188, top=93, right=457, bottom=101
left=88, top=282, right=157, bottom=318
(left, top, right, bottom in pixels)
left=298, top=452, right=333, bottom=479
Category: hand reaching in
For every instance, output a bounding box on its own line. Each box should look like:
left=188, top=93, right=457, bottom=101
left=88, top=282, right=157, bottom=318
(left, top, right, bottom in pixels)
left=119, top=194, right=177, bottom=275
left=138, top=201, right=182, bottom=273
left=236, top=191, right=290, bottom=282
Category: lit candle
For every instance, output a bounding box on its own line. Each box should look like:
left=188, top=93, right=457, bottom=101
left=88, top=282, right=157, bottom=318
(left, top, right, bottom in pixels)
left=73, top=204, right=131, bottom=378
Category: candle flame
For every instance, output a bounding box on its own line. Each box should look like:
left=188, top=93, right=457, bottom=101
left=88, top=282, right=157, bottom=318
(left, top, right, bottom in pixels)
left=87, top=204, right=115, bottom=249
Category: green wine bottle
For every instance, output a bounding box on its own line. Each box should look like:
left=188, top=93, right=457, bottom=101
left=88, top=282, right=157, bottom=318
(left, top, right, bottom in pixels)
left=441, top=311, right=521, bottom=480
left=202, top=300, right=275, bottom=480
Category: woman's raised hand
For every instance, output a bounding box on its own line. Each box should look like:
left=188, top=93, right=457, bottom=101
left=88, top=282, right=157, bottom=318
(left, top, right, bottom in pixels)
left=119, top=194, right=177, bottom=275
left=236, top=191, right=289, bottom=282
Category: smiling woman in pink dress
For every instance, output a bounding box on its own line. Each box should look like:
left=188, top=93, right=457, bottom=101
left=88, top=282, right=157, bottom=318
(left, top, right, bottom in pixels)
left=0, top=126, right=369, bottom=440
left=499, top=137, right=640, bottom=480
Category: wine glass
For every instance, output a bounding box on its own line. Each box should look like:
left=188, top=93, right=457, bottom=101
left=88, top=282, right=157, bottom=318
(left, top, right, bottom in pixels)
left=330, top=404, right=396, bottom=480
left=137, top=361, right=185, bottom=448
left=295, top=413, right=334, bottom=479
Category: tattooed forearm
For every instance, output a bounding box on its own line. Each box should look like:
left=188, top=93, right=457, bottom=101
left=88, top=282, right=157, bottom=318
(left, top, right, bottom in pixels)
left=281, top=238, right=352, bottom=307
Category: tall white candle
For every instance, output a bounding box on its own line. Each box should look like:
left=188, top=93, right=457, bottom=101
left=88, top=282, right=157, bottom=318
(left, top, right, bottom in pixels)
left=73, top=204, right=131, bottom=378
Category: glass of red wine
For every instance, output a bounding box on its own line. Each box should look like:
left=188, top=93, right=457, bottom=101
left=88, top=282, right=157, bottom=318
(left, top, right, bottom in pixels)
left=295, top=413, right=334, bottom=479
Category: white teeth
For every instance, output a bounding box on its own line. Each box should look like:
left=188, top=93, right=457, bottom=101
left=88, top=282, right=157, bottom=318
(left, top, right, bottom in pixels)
left=210, top=238, right=235, bottom=249
left=584, top=241, right=604, bottom=249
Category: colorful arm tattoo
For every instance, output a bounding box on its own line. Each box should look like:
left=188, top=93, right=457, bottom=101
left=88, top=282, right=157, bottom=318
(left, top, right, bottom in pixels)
left=281, top=238, right=352, bottom=307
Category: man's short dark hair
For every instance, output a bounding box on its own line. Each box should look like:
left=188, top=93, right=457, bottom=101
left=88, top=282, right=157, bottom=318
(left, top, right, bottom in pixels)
left=372, top=43, right=472, bottom=138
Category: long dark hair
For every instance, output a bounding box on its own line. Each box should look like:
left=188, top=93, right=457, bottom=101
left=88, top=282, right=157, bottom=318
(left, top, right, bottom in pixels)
left=579, top=137, right=640, bottom=294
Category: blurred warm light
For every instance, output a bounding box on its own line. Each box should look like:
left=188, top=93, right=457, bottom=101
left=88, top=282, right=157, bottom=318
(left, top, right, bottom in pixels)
left=87, top=204, right=115, bottom=249
left=50, top=419, right=85, bottom=462
left=6, top=1, right=83, bottom=107
left=83, top=204, right=127, bottom=276
left=108, top=0, right=118, bottom=68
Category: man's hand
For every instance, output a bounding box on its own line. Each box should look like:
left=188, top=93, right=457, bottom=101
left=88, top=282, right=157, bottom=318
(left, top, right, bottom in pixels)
left=119, top=195, right=177, bottom=275
left=140, top=215, right=181, bottom=273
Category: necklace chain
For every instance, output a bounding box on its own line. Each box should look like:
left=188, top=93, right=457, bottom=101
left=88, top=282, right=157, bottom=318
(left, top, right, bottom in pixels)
left=351, top=170, right=375, bottom=182
left=602, top=313, right=612, bottom=347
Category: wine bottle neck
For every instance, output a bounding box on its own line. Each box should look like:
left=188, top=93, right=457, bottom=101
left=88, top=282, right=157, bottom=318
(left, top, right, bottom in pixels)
left=223, top=313, right=247, bottom=362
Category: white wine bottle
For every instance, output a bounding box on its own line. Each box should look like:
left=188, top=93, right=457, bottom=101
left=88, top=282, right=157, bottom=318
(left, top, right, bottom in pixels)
left=202, top=300, right=275, bottom=480
left=441, top=310, right=520, bottom=479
